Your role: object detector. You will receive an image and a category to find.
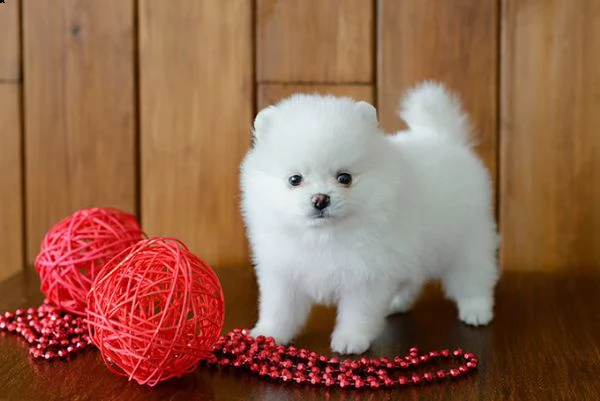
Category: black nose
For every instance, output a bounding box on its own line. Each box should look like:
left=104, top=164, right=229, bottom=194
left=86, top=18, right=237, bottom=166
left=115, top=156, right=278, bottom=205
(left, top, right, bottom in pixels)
left=312, top=194, right=330, bottom=210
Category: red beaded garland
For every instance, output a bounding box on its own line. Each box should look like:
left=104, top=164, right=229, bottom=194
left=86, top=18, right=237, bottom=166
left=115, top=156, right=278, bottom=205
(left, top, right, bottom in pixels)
left=0, top=300, right=92, bottom=361
left=1, top=309, right=479, bottom=390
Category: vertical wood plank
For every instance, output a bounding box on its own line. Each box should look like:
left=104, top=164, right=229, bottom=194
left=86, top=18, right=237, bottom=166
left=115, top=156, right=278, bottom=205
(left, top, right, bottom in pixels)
left=23, top=0, right=136, bottom=263
left=378, top=0, right=499, bottom=182
left=0, top=0, right=20, bottom=81
left=258, top=84, right=374, bottom=109
left=0, top=85, right=23, bottom=280
left=257, top=0, right=374, bottom=83
left=140, top=0, right=253, bottom=268
left=501, top=0, right=600, bottom=272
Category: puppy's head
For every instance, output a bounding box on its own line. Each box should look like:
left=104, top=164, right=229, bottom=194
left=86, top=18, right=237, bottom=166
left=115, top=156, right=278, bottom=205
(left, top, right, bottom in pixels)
left=242, top=94, right=397, bottom=230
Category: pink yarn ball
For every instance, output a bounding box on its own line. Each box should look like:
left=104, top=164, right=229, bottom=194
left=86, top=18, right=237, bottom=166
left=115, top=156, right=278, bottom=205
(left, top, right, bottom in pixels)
left=86, top=237, right=225, bottom=386
left=34, top=208, right=144, bottom=315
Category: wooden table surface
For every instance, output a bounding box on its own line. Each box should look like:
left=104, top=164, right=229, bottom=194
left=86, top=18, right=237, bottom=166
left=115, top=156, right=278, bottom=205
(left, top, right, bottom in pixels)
left=1, top=268, right=599, bottom=401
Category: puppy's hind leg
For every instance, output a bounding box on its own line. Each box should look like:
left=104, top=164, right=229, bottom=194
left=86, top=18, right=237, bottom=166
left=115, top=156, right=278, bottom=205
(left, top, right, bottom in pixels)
left=388, top=280, right=424, bottom=315
left=441, top=244, right=499, bottom=326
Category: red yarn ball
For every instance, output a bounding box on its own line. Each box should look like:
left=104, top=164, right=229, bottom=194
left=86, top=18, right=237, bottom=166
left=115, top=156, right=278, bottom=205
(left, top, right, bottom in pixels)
left=34, top=207, right=144, bottom=315
left=86, top=237, right=225, bottom=386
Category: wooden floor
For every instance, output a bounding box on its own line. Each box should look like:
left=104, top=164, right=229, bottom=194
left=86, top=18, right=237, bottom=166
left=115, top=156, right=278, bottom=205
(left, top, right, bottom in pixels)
left=1, top=268, right=599, bottom=400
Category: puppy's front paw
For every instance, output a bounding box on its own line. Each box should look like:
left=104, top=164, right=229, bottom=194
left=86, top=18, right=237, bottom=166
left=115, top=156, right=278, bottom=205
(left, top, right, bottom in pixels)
left=250, top=323, right=293, bottom=345
left=330, top=329, right=372, bottom=355
left=457, top=298, right=493, bottom=326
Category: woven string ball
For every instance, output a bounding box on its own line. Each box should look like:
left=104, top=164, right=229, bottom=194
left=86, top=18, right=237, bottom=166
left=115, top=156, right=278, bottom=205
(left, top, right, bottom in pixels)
left=86, top=237, right=225, bottom=386
left=34, top=207, right=144, bottom=315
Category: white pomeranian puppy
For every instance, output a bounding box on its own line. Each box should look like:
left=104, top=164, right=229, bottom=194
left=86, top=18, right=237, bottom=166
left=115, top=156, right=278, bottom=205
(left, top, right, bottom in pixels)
left=240, top=81, right=499, bottom=355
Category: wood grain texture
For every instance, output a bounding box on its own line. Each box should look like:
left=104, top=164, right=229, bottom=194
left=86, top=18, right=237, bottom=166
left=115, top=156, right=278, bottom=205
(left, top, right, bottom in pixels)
left=0, top=85, right=22, bottom=281
left=0, top=0, right=20, bottom=80
left=377, top=0, right=499, bottom=182
left=139, top=0, right=252, bottom=268
left=257, top=84, right=374, bottom=109
left=500, top=0, right=600, bottom=272
left=23, top=0, right=136, bottom=264
left=257, top=0, right=374, bottom=83
left=1, top=269, right=600, bottom=400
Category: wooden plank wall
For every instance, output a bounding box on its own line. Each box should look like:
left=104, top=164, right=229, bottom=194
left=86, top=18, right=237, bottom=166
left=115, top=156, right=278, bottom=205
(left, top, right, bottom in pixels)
left=500, top=0, right=600, bottom=272
left=0, top=0, right=599, bottom=280
left=378, top=0, right=499, bottom=184
left=256, top=0, right=374, bottom=107
left=0, top=0, right=23, bottom=281
left=139, top=0, right=253, bottom=268
left=22, top=0, right=137, bottom=264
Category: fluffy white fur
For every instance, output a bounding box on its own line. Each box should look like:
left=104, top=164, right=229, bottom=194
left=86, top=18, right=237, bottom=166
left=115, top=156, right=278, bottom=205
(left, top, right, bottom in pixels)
left=240, top=81, right=499, bottom=355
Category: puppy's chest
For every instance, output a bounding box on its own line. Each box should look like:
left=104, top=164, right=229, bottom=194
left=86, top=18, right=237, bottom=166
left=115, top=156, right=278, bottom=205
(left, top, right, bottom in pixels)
left=290, top=243, right=372, bottom=305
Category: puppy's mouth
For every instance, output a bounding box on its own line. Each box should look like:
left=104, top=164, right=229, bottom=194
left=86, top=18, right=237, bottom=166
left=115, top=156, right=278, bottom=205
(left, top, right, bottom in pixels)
left=307, top=210, right=336, bottom=225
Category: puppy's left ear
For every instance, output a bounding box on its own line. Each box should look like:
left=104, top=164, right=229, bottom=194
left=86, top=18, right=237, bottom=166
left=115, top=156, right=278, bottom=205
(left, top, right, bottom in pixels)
left=253, top=105, right=277, bottom=142
left=356, top=101, right=378, bottom=127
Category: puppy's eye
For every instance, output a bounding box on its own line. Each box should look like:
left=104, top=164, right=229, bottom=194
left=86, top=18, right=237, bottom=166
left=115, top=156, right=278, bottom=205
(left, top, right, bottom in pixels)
left=337, top=173, right=352, bottom=186
left=288, top=174, right=303, bottom=187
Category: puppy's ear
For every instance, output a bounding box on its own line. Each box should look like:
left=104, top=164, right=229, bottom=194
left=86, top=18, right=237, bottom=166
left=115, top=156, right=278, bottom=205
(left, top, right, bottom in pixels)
left=253, top=105, right=277, bottom=141
left=356, top=101, right=378, bottom=127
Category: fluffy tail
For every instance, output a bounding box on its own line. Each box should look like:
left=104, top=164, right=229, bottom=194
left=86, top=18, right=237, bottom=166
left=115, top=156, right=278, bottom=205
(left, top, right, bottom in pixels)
left=398, top=81, right=472, bottom=146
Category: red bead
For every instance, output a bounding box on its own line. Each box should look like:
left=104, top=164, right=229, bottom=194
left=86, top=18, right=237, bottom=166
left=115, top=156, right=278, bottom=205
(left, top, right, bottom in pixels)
left=339, top=378, right=351, bottom=388
left=294, top=372, right=306, bottom=384
left=281, top=369, right=292, bottom=381
left=453, top=349, right=464, bottom=357
left=441, top=349, right=450, bottom=357
left=466, top=361, right=477, bottom=369
left=383, top=378, right=394, bottom=387
left=459, top=366, right=469, bottom=373
left=296, top=363, right=306, bottom=371
left=419, top=355, right=430, bottom=363
left=409, top=347, right=418, bottom=355
left=368, top=380, right=380, bottom=389
left=436, top=370, right=447, bottom=379
left=399, top=361, right=408, bottom=369
left=354, top=379, right=365, bottom=389
left=310, top=376, right=321, bottom=385
left=449, top=368, right=460, bottom=377
left=329, top=357, right=340, bottom=364
left=411, top=374, right=421, bottom=384
left=464, top=352, right=474, bottom=360
left=423, top=372, right=434, bottom=381
left=398, top=376, right=409, bottom=385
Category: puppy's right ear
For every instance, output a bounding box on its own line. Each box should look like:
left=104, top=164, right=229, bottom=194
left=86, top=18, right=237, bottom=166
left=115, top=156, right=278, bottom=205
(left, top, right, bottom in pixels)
left=253, top=105, right=276, bottom=142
